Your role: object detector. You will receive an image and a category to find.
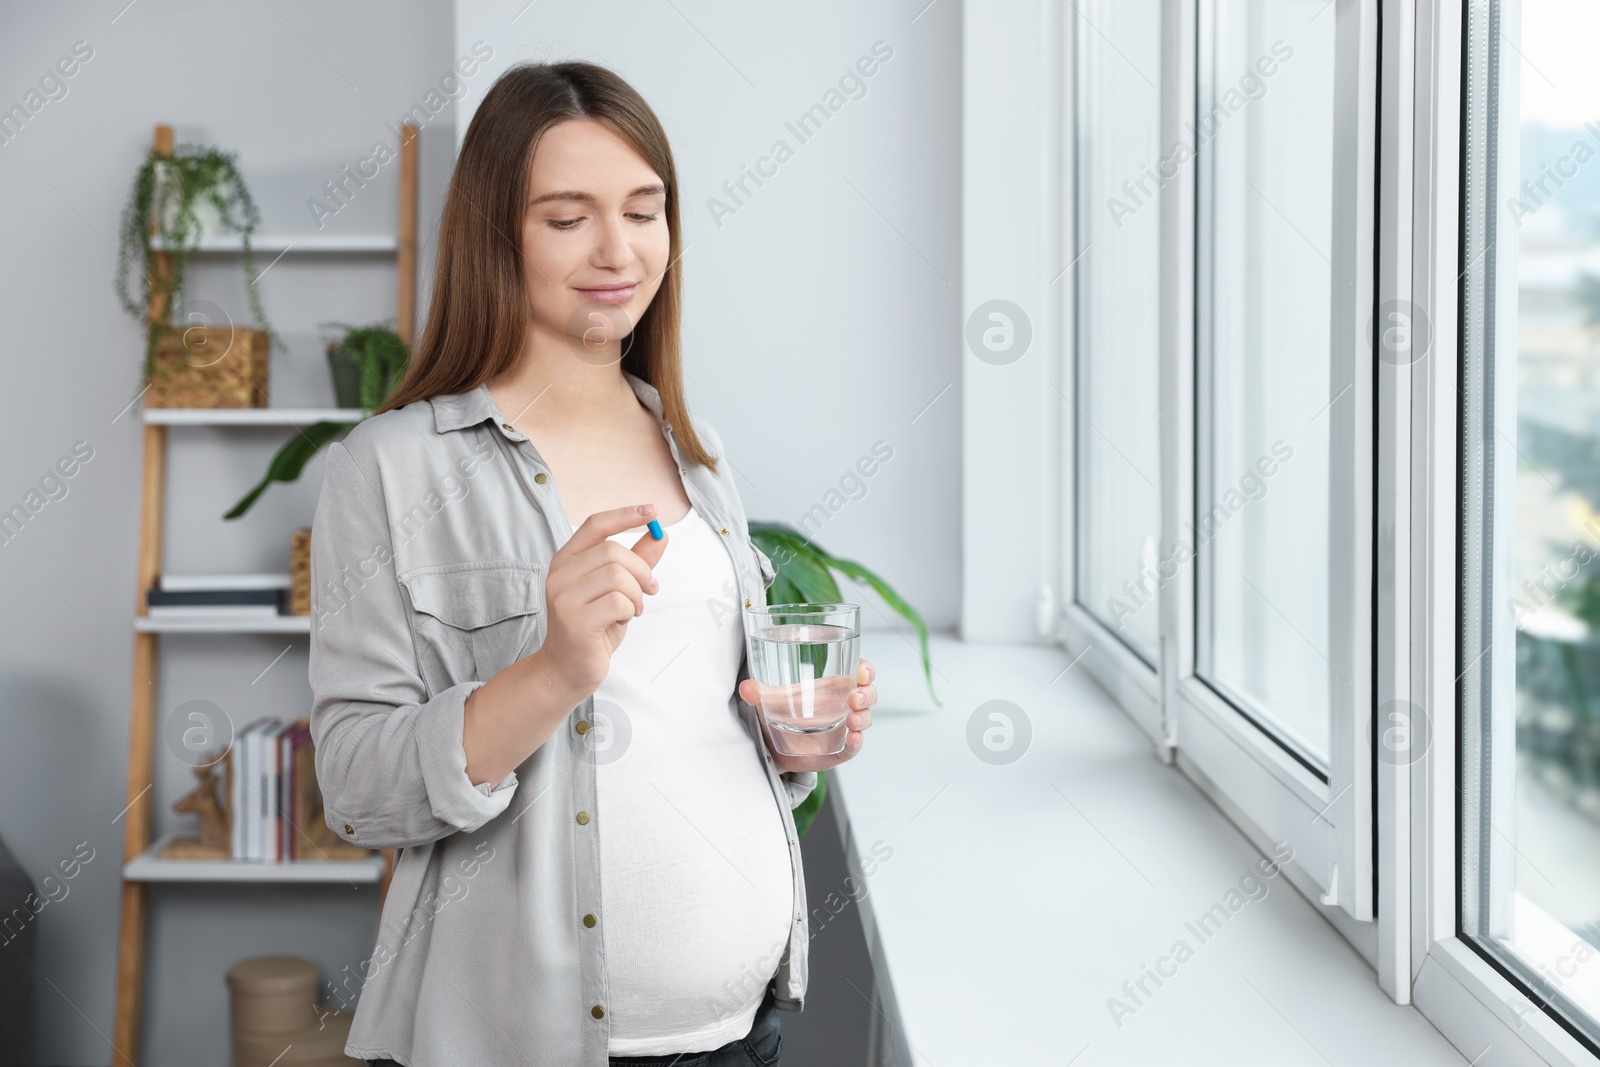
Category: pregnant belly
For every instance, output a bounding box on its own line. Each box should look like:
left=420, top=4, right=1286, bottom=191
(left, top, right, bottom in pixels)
left=596, top=734, right=795, bottom=1044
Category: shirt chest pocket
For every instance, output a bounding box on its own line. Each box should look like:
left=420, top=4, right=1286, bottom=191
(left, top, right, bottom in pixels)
left=399, top=561, right=544, bottom=698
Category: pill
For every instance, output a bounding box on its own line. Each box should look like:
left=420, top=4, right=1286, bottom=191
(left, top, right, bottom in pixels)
left=647, top=518, right=663, bottom=540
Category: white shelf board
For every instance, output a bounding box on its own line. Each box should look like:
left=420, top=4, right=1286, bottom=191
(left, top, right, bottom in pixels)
left=125, top=832, right=383, bottom=883
left=136, top=614, right=311, bottom=634
left=143, top=407, right=364, bottom=426
left=149, top=233, right=397, bottom=254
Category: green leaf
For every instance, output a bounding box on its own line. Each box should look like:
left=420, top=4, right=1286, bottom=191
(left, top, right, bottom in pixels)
left=749, top=522, right=941, bottom=706
left=822, top=553, right=939, bottom=707
left=223, top=421, right=354, bottom=519
left=322, top=319, right=410, bottom=412
left=791, top=770, right=828, bottom=839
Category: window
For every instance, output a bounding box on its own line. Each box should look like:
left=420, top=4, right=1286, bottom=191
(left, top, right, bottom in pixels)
left=1459, top=0, right=1600, bottom=1045
left=1195, top=0, right=1343, bottom=773
left=1050, top=0, right=1600, bottom=1055
left=1073, top=0, right=1163, bottom=666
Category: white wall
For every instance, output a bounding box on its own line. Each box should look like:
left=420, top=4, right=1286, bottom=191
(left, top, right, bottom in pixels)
left=0, top=4, right=458, bottom=1063
left=455, top=0, right=964, bottom=642
left=961, top=0, right=1069, bottom=643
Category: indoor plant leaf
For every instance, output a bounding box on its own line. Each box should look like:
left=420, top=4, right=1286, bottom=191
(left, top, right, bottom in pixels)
left=116, top=141, right=280, bottom=384
left=223, top=421, right=355, bottom=520
left=749, top=521, right=939, bottom=707
left=748, top=522, right=938, bottom=839
left=789, top=768, right=829, bottom=840
left=226, top=323, right=410, bottom=519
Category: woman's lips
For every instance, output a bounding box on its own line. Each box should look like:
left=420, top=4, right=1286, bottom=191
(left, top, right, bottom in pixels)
left=574, top=284, right=636, bottom=305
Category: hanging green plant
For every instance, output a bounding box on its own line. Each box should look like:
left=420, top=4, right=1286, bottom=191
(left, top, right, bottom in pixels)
left=749, top=522, right=937, bottom=839
left=115, top=141, right=280, bottom=383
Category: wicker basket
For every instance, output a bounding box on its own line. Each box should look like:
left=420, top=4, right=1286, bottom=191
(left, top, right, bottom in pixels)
left=291, top=528, right=311, bottom=616
left=144, top=325, right=269, bottom=408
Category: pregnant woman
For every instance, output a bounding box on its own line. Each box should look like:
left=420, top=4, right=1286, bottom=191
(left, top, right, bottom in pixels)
left=307, top=60, right=877, bottom=1067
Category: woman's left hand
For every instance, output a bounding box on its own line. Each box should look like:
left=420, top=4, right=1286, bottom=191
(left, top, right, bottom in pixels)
left=739, top=658, right=876, bottom=773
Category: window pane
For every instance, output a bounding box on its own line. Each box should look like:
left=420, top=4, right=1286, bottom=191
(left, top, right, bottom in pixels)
left=1195, top=0, right=1337, bottom=768
left=1461, top=0, right=1600, bottom=1041
left=1074, top=0, right=1163, bottom=663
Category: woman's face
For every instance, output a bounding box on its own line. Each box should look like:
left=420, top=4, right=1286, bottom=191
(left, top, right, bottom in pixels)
left=521, top=118, right=670, bottom=363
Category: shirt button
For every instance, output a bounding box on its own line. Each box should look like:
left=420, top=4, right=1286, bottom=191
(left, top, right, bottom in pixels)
left=576, top=811, right=590, bottom=825
left=744, top=598, right=752, bottom=608
left=766, top=755, right=772, bottom=762
left=679, top=467, right=687, bottom=475
left=534, top=471, right=548, bottom=484
left=591, top=1004, right=605, bottom=1019
left=575, top=719, right=590, bottom=734
left=583, top=913, right=597, bottom=928
left=501, top=422, right=515, bottom=432
left=343, top=824, right=355, bottom=835
left=720, top=527, right=730, bottom=536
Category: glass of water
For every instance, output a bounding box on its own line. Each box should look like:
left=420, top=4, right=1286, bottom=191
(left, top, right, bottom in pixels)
left=744, top=603, right=861, bottom=757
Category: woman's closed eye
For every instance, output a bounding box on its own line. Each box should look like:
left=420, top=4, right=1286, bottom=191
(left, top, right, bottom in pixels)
left=547, top=212, right=660, bottom=231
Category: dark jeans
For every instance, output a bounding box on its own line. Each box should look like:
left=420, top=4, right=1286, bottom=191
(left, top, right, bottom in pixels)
left=365, top=987, right=782, bottom=1067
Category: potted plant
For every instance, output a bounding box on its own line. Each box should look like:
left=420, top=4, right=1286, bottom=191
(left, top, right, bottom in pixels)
left=115, top=140, right=280, bottom=404
left=324, top=320, right=410, bottom=412
left=751, top=524, right=938, bottom=837
left=223, top=322, right=408, bottom=519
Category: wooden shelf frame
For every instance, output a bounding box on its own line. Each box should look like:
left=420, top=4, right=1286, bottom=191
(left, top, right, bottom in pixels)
left=112, top=120, right=420, bottom=1066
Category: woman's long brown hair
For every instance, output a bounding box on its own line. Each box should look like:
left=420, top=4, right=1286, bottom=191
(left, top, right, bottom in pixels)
left=374, top=60, right=716, bottom=472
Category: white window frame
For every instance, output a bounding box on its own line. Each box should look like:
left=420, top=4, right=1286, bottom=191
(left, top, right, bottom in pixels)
left=1409, top=0, right=1600, bottom=1062
left=1060, top=0, right=1382, bottom=941
left=1055, top=0, right=1600, bottom=1060
left=1058, top=0, right=1166, bottom=749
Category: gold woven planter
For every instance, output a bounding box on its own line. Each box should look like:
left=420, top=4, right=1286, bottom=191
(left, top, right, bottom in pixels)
left=290, top=527, right=311, bottom=616
left=144, top=325, right=269, bottom=408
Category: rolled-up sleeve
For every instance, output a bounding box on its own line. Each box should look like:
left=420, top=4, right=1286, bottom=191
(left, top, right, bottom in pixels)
left=307, top=439, right=517, bottom=851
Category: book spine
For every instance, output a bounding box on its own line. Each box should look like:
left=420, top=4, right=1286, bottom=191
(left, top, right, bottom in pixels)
left=264, top=726, right=276, bottom=863
left=230, top=730, right=244, bottom=861
left=280, top=727, right=291, bottom=862
left=290, top=724, right=310, bottom=860
left=245, top=725, right=258, bottom=862
left=297, top=721, right=312, bottom=857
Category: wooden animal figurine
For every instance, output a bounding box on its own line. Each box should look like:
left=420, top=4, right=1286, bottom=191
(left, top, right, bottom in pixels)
left=159, top=749, right=231, bottom=859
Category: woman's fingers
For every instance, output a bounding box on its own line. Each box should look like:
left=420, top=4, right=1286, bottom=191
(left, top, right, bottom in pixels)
left=571, top=538, right=662, bottom=598
left=565, top=564, right=646, bottom=618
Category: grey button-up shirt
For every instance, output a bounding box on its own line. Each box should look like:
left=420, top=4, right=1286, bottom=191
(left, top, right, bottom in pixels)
left=307, top=370, right=816, bottom=1066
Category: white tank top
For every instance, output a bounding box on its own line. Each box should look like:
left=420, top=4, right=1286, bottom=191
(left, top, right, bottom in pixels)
left=592, top=505, right=795, bottom=1056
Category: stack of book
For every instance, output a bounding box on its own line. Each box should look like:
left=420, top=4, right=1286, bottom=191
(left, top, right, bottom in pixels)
left=148, top=573, right=291, bottom=618
left=231, top=717, right=364, bottom=861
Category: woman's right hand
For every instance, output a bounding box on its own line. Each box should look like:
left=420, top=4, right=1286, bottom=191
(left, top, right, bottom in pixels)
left=533, top=503, right=667, bottom=696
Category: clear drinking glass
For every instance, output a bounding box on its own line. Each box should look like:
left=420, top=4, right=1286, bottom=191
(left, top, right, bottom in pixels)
left=744, top=603, right=860, bottom=757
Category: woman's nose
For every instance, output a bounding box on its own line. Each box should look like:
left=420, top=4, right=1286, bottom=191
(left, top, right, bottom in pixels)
left=590, top=215, right=635, bottom=268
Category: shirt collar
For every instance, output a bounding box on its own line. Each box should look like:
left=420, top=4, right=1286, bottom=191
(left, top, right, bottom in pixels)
left=429, top=370, right=667, bottom=434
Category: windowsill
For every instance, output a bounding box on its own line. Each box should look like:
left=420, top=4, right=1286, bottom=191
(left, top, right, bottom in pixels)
left=829, top=631, right=1469, bottom=1064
